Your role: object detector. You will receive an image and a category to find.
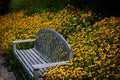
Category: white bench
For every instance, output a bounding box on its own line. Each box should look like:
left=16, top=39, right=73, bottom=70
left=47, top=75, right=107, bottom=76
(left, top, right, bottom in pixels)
left=12, top=28, right=73, bottom=80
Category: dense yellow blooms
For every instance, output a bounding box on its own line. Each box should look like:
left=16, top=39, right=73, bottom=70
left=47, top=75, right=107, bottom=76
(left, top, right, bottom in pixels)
left=0, top=4, right=120, bottom=79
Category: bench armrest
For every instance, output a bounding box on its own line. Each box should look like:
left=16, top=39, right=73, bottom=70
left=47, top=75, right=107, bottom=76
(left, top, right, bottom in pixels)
left=12, top=39, right=36, bottom=51
left=12, top=39, right=36, bottom=44
left=32, top=61, right=69, bottom=69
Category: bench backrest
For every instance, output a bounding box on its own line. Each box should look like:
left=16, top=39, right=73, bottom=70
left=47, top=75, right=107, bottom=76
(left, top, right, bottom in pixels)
left=35, top=28, right=73, bottom=62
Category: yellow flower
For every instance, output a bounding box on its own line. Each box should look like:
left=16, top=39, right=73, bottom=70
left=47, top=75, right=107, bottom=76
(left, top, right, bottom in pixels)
left=117, top=66, right=120, bottom=70
left=88, top=72, right=92, bottom=77
left=106, top=75, right=109, bottom=78
left=94, top=57, right=98, bottom=61
left=94, top=60, right=101, bottom=65
left=92, top=77, right=97, bottom=80
left=101, top=54, right=106, bottom=59
left=97, top=68, right=104, bottom=74
left=110, top=64, right=116, bottom=67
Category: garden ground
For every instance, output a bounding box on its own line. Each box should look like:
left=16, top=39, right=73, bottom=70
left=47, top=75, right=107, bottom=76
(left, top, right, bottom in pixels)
left=0, top=50, right=16, bottom=80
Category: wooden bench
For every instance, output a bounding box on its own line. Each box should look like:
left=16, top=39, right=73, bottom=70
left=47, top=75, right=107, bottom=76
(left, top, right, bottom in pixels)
left=12, top=28, right=73, bottom=80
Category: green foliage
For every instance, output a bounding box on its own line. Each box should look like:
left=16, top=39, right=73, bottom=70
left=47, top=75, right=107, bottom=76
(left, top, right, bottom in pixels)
left=10, top=0, right=71, bottom=15
left=16, top=42, right=34, bottom=50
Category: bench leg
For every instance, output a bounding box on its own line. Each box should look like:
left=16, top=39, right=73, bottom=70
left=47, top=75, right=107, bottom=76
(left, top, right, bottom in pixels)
left=34, top=69, right=39, bottom=80
left=14, top=54, right=18, bottom=79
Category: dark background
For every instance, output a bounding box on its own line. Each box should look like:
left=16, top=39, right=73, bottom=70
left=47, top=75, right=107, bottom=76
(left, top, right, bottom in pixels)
left=0, top=0, right=11, bottom=14
left=0, top=0, right=120, bottom=17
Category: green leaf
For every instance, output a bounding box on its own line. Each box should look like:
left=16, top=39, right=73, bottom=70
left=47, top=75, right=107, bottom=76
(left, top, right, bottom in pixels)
left=61, top=21, right=67, bottom=26
left=90, top=54, right=95, bottom=59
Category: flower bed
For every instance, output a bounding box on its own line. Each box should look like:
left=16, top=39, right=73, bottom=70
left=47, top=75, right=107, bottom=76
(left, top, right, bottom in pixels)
left=0, top=4, right=120, bottom=79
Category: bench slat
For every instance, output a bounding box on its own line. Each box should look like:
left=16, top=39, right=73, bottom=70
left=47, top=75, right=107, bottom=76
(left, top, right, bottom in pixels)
left=26, top=49, right=49, bottom=73
left=16, top=48, right=50, bottom=77
left=22, top=50, right=36, bottom=64
left=32, top=48, right=50, bottom=63
left=22, top=49, right=44, bottom=75
left=16, top=50, right=34, bottom=77
left=30, top=48, right=49, bottom=63
left=18, top=50, right=44, bottom=76
left=19, top=50, right=33, bottom=66
left=29, top=49, right=49, bottom=72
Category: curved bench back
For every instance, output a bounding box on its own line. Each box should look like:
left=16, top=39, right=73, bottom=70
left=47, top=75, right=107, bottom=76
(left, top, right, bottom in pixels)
left=35, top=28, right=73, bottom=62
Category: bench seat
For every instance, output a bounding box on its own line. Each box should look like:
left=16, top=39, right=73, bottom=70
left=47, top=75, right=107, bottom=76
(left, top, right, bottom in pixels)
left=15, top=48, right=49, bottom=78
